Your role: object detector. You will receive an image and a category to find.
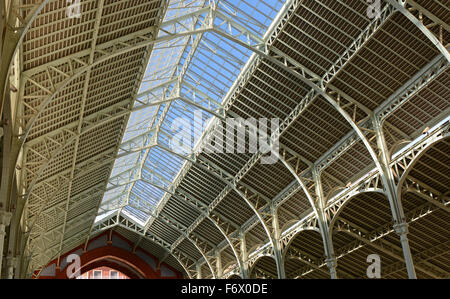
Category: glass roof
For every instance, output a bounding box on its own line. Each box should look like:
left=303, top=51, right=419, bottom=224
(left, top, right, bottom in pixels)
left=95, top=0, right=285, bottom=227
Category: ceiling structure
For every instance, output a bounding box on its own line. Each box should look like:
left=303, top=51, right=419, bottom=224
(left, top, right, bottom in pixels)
left=0, top=0, right=449, bottom=279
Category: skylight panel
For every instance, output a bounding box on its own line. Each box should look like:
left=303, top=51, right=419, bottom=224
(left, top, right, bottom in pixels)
left=96, top=0, right=286, bottom=228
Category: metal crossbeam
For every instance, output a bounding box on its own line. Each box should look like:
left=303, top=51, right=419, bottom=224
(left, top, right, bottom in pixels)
left=224, top=121, right=449, bottom=276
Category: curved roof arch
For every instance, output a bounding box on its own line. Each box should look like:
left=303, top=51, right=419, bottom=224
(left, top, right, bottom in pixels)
left=3, top=0, right=449, bottom=279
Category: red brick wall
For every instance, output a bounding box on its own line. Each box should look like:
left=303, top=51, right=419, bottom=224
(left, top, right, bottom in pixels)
left=37, top=230, right=183, bottom=279
left=79, top=266, right=129, bottom=279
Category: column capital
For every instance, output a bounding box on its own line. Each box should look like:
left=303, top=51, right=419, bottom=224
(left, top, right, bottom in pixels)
left=0, top=211, right=12, bottom=226
left=393, top=222, right=409, bottom=235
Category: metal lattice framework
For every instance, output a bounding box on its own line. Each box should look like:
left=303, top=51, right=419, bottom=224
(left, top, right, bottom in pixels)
left=0, top=0, right=449, bottom=279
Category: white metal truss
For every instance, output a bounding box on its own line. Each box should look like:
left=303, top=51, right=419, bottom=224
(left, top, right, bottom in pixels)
left=180, top=0, right=399, bottom=275
left=147, top=0, right=448, bottom=278
left=8, top=0, right=449, bottom=279
left=17, top=0, right=272, bottom=270
left=385, top=0, right=450, bottom=63
left=201, top=2, right=447, bottom=274
left=221, top=119, right=449, bottom=277
left=90, top=213, right=204, bottom=279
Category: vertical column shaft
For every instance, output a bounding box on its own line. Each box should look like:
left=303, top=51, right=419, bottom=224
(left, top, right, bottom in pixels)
left=394, top=223, right=416, bottom=278
left=373, top=117, right=417, bottom=279
left=325, top=258, right=338, bottom=279
left=216, top=249, right=223, bottom=278
left=313, top=169, right=338, bottom=279
left=196, top=263, right=202, bottom=279
left=6, top=256, right=16, bottom=279
left=0, top=211, right=12, bottom=278
left=271, top=205, right=285, bottom=279
left=239, top=232, right=249, bottom=279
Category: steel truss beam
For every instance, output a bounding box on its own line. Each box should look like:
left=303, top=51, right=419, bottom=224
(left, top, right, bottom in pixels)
left=134, top=79, right=225, bottom=118
left=160, top=213, right=218, bottom=279
left=1, top=1, right=48, bottom=116
left=167, top=0, right=449, bottom=278
left=52, top=0, right=107, bottom=266
left=20, top=2, right=271, bottom=268
left=90, top=213, right=200, bottom=279
left=285, top=245, right=334, bottom=277
left=17, top=3, right=175, bottom=265
left=100, top=178, right=244, bottom=279
left=1, top=0, right=54, bottom=277
left=393, top=122, right=450, bottom=192
left=106, top=190, right=220, bottom=278
left=225, top=120, right=449, bottom=276
left=374, top=120, right=447, bottom=280
left=278, top=150, right=337, bottom=278
left=290, top=196, right=445, bottom=278
left=265, top=4, right=397, bottom=174
left=29, top=208, right=97, bottom=244
left=18, top=1, right=264, bottom=144
left=111, top=15, right=214, bottom=241
left=311, top=54, right=448, bottom=177
left=385, top=0, right=450, bottom=63
left=246, top=244, right=274, bottom=276
left=39, top=182, right=105, bottom=220
left=171, top=192, right=244, bottom=276
left=405, top=0, right=450, bottom=33
left=194, top=0, right=450, bottom=276
left=218, top=2, right=396, bottom=279
left=324, top=119, right=450, bottom=227
left=376, top=55, right=448, bottom=123
left=403, top=177, right=450, bottom=213
left=93, top=3, right=396, bottom=278
left=146, top=143, right=276, bottom=277
left=335, top=218, right=443, bottom=278
left=271, top=15, right=448, bottom=208
left=382, top=240, right=450, bottom=278
left=109, top=21, right=212, bottom=224
left=26, top=0, right=449, bottom=277
left=103, top=1, right=392, bottom=258
left=20, top=1, right=170, bottom=270
left=17, top=2, right=248, bottom=212
left=248, top=0, right=394, bottom=211
left=24, top=147, right=117, bottom=235
left=169, top=155, right=278, bottom=275
left=27, top=210, right=96, bottom=271
left=253, top=3, right=448, bottom=278
left=114, top=1, right=314, bottom=248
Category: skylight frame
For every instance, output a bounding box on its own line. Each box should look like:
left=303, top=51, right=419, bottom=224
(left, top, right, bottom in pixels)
left=95, top=0, right=285, bottom=228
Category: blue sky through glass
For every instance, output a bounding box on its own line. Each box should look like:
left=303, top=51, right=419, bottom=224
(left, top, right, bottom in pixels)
left=96, top=0, right=285, bottom=226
